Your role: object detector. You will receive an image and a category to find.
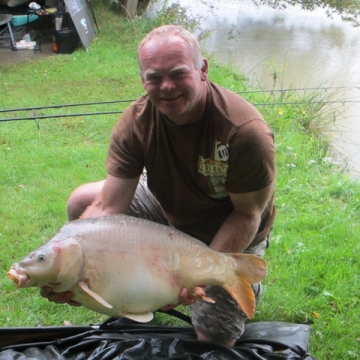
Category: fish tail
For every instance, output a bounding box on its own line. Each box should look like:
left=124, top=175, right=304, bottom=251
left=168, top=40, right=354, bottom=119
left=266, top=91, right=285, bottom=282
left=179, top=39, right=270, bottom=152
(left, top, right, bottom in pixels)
left=224, top=253, right=267, bottom=319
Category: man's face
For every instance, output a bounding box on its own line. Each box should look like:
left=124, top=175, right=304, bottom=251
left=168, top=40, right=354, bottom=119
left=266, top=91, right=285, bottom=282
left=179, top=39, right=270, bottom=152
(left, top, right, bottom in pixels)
left=139, top=36, right=208, bottom=125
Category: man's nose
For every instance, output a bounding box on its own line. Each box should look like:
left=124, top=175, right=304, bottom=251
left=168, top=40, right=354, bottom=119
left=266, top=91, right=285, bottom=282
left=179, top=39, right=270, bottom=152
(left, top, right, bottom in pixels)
left=160, top=77, right=175, bottom=91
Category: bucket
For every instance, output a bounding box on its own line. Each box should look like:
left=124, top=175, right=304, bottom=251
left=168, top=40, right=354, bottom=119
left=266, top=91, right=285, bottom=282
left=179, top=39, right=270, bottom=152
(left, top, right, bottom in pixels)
left=53, top=29, right=80, bottom=54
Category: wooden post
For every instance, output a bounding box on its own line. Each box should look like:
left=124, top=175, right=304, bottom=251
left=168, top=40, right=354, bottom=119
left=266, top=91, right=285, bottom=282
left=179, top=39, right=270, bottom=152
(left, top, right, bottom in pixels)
left=137, top=0, right=151, bottom=15
left=124, top=0, right=138, bottom=18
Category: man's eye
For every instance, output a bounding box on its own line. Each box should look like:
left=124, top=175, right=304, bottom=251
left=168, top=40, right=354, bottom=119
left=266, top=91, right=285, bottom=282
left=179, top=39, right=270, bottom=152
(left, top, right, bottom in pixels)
left=146, top=76, right=161, bottom=83
left=172, top=72, right=186, bottom=78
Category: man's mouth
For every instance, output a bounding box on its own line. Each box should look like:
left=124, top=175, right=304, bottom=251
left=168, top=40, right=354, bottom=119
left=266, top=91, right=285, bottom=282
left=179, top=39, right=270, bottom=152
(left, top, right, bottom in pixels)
left=160, top=95, right=182, bottom=102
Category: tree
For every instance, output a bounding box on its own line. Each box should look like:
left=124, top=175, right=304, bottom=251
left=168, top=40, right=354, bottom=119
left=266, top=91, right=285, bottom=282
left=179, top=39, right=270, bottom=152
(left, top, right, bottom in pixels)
left=114, top=0, right=151, bottom=18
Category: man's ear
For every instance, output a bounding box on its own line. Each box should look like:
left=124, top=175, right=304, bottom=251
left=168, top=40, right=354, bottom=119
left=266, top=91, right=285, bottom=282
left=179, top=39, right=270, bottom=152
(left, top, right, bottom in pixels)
left=200, top=58, right=209, bottom=81
left=141, top=77, right=146, bottom=90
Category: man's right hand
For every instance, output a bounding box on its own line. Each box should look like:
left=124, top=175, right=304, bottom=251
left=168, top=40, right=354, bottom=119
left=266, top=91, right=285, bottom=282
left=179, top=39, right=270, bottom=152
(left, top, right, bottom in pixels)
left=40, top=286, right=82, bottom=306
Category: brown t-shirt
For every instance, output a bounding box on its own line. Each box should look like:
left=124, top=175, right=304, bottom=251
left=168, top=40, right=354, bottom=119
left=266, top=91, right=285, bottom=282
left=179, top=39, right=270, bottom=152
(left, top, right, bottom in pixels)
left=106, top=81, right=276, bottom=247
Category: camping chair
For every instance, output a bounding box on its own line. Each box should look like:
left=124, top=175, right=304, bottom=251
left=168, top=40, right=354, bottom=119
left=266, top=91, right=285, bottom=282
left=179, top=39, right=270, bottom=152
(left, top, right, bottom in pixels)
left=0, top=14, right=16, bottom=49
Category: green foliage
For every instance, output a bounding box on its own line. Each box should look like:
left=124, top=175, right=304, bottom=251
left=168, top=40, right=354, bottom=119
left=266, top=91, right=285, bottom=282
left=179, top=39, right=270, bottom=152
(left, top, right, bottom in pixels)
left=253, top=0, right=360, bottom=26
left=1, top=5, right=360, bottom=359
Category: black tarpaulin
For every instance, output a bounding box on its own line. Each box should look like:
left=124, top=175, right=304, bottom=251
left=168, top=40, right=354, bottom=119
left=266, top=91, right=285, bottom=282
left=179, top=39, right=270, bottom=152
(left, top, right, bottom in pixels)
left=0, top=314, right=317, bottom=360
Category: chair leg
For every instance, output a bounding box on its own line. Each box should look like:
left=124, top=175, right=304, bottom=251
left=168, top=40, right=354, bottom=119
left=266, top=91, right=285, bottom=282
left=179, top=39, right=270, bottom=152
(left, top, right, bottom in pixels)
left=7, top=21, right=17, bottom=49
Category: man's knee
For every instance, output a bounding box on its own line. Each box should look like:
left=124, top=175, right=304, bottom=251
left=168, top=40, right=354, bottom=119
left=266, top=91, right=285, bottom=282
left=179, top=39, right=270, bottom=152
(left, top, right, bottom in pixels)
left=190, top=283, right=263, bottom=346
left=67, top=181, right=104, bottom=220
left=190, top=286, right=247, bottom=345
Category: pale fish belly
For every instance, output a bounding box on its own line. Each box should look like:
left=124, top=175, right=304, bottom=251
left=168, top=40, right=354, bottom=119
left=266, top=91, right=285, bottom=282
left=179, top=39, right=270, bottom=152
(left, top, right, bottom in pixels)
left=71, top=243, right=184, bottom=316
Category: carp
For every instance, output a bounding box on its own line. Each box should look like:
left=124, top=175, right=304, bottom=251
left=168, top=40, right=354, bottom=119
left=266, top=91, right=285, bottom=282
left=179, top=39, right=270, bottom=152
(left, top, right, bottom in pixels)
left=7, top=215, right=267, bottom=322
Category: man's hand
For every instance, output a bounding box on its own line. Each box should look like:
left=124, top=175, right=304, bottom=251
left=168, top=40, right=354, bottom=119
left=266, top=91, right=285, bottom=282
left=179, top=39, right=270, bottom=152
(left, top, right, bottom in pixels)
left=40, top=286, right=82, bottom=306
left=160, top=287, right=205, bottom=311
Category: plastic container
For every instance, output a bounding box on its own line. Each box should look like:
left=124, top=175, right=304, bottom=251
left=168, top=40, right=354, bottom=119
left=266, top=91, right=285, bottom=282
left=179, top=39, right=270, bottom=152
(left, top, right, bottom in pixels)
left=53, top=28, right=80, bottom=54
left=54, top=14, right=63, bottom=31
left=10, top=14, right=39, bottom=27
left=15, top=41, right=37, bottom=50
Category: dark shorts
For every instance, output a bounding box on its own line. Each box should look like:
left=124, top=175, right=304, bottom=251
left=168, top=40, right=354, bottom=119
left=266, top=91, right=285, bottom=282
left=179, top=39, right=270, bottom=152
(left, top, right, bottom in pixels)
left=126, top=172, right=169, bottom=225
left=127, top=172, right=269, bottom=343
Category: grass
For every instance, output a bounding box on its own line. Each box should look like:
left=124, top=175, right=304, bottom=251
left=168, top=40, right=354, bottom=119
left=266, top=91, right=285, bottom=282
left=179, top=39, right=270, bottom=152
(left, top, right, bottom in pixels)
left=1, top=4, right=360, bottom=359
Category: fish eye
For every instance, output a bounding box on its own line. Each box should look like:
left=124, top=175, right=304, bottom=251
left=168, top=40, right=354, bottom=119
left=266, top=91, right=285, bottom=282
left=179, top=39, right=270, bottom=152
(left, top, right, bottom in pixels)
left=38, top=253, right=46, bottom=261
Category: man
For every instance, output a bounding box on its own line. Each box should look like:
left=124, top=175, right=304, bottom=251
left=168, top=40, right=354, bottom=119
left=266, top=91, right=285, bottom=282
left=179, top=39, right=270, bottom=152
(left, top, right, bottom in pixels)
left=42, top=24, right=276, bottom=347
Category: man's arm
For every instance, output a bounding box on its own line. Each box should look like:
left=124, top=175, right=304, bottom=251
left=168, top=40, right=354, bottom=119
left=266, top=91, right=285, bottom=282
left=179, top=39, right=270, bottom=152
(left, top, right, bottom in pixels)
left=210, top=181, right=275, bottom=253
left=81, top=174, right=140, bottom=218
left=162, top=181, right=275, bottom=309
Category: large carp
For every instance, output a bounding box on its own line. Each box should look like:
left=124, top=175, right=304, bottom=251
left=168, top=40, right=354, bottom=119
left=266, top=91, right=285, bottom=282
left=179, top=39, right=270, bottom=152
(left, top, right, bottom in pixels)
left=7, top=215, right=267, bottom=322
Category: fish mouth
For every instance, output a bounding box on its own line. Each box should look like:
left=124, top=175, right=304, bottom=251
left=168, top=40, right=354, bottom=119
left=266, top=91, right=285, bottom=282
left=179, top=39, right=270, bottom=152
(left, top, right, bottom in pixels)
left=7, top=268, right=29, bottom=287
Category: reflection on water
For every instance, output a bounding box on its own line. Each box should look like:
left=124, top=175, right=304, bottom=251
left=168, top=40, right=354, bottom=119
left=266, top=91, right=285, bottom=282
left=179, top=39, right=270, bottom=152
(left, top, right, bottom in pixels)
left=148, top=0, right=360, bottom=178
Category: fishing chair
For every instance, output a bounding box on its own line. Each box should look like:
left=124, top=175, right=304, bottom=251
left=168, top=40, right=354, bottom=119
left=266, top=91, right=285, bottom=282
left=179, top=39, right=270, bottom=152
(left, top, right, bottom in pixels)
left=0, top=14, right=16, bottom=49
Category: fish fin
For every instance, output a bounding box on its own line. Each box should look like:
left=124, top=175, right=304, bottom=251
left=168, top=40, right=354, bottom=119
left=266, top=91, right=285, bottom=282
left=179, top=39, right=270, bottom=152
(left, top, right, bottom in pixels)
left=225, top=254, right=267, bottom=319
left=224, top=278, right=255, bottom=319
left=193, top=286, right=216, bottom=303
left=54, top=238, right=83, bottom=291
left=231, top=253, right=268, bottom=283
left=77, top=281, right=113, bottom=309
left=122, top=312, right=154, bottom=323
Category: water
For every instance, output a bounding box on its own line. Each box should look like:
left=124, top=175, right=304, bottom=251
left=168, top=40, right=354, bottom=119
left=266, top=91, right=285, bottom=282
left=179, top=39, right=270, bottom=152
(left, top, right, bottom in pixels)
left=147, top=0, right=360, bottom=178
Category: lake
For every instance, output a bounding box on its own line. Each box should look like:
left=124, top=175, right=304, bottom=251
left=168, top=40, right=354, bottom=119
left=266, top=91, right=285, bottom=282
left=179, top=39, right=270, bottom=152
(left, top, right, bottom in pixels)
left=147, top=0, right=360, bottom=178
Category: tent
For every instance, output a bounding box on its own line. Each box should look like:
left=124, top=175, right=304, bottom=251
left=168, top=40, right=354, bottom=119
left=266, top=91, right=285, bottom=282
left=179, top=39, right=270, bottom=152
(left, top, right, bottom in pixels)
left=62, top=0, right=96, bottom=50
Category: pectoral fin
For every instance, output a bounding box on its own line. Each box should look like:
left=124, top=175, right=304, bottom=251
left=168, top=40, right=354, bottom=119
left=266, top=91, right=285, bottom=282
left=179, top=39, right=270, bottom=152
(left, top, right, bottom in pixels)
left=77, top=280, right=113, bottom=309
left=122, top=312, right=154, bottom=323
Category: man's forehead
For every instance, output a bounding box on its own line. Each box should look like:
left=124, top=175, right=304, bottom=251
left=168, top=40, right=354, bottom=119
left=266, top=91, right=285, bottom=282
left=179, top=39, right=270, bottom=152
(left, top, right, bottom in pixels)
left=139, top=35, right=194, bottom=76
left=146, top=33, right=186, bottom=46
left=141, top=35, right=189, bottom=56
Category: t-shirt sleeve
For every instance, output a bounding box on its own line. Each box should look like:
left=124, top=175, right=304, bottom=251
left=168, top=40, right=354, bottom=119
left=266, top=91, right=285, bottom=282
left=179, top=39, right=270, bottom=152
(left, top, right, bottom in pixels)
left=225, top=119, right=275, bottom=193
left=105, top=107, right=144, bottom=179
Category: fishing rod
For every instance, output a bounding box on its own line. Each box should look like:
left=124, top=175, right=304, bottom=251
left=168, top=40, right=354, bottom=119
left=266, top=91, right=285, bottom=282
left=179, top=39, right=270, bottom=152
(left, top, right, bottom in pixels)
left=1, top=86, right=358, bottom=122
left=0, top=111, right=123, bottom=122
left=2, top=85, right=357, bottom=114
left=1, top=99, right=358, bottom=122
left=239, top=86, right=360, bottom=94
left=254, top=100, right=359, bottom=106
left=0, top=99, right=134, bottom=114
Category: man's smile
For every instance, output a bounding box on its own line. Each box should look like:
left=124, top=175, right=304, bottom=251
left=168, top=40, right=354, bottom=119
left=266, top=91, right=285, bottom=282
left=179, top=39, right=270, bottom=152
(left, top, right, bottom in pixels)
left=160, top=95, right=183, bottom=101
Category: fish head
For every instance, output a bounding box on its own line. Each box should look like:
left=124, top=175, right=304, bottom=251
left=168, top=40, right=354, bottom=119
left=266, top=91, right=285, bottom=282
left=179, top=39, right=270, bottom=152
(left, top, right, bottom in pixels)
left=7, top=237, right=83, bottom=291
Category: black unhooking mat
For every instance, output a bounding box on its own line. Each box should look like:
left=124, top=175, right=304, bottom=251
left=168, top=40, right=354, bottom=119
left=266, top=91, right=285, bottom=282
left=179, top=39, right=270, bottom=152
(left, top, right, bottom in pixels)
left=0, top=311, right=317, bottom=360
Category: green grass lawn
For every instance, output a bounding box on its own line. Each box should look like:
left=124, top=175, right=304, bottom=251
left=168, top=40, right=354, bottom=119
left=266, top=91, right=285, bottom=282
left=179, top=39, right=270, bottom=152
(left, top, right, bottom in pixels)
left=1, top=4, right=359, bottom=359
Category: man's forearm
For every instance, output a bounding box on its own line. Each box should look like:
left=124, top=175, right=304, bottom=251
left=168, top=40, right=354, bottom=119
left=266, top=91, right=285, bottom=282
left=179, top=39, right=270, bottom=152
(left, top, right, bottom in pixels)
left=80, top=198, right=117, bottom=218
left=80, top=174, right=140, bottom=219
left=210, top=210, right=260, bottom=253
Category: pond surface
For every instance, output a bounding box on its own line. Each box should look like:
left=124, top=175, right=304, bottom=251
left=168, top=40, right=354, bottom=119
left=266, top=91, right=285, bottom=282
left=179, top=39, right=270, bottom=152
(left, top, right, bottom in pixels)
left=148, top=0, right=360, bottom=178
